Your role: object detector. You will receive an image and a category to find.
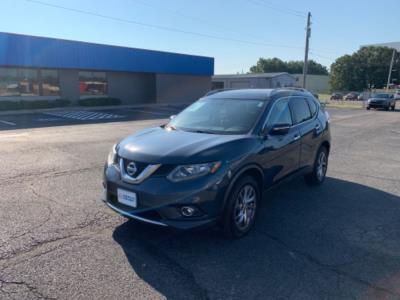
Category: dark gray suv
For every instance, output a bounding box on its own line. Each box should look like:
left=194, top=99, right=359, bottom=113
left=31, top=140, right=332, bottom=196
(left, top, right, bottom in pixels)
left=102, top=89, right=331, bottom=238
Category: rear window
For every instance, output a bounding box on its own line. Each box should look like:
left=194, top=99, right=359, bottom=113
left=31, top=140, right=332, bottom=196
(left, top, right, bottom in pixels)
left=290, top=98, right=312, bottom=124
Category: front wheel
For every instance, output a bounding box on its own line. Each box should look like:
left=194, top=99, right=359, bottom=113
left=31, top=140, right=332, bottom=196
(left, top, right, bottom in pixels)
left=304, top=146, right=329, bottom=186
left=366, top=106, right=370, bottom=110
left=222, top=176, right=260, bottom=238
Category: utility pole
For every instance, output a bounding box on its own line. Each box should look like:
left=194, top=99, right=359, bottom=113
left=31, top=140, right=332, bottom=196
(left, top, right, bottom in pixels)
left=302, top=12, right=311, bottom=89
left=386, top=49, right=396, bottom=90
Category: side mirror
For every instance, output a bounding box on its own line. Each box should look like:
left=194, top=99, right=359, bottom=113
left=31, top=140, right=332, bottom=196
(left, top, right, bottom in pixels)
left=169, top=115, right=176, bottom=120
left=270, top=123, right=291, bottom=135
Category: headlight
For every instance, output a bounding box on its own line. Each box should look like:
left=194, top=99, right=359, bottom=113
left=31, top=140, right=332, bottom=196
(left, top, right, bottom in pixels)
left=107, top=144, right=118, bottom=166
left=167, top=161, right=221, bottom=182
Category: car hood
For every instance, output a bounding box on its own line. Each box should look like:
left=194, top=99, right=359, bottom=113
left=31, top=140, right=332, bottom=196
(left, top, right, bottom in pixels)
left=117, top=127, right=257, bottom=164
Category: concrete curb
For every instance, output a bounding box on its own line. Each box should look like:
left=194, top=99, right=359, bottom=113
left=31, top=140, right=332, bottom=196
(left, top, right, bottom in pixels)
left=0, top=102, right=191, bottom=116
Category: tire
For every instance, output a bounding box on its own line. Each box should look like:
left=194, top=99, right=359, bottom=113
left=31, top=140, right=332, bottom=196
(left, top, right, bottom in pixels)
left=366, top=106, right=370, bottom=110
left=391, top=104, right=396, bottom=111
left=304, top=146, right=329, bottom=186
left=222, top=176, right=260, bottom=238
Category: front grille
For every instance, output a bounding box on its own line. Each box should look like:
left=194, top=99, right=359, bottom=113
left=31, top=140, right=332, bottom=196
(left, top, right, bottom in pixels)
left=122, top=158, right=148, bottom=176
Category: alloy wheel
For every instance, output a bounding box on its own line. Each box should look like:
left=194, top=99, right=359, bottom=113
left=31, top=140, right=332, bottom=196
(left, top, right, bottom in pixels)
left=234, top=184, right=257, bottom=231
left=316, top=151, right=328, bottom=181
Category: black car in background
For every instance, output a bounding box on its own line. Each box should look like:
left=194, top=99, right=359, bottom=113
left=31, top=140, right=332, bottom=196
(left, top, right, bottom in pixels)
left=103, top=89, right=331, bottom=238
left=366, top=93, right=396, bottom=111
left=344, top=92, right=359, bottom=100
left=330, top=93, right=343, bottom=100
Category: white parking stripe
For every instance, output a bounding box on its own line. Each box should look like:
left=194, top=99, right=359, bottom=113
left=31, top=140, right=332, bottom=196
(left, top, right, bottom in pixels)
left=43, top=111, right=123, bottom=121
left=0, top=120, right=16, bottom=126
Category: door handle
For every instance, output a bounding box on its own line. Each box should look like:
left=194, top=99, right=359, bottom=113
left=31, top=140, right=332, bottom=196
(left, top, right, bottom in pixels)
left=293, top=135, right=301, bottom=141
left=315, top=124, right=321, bottom=130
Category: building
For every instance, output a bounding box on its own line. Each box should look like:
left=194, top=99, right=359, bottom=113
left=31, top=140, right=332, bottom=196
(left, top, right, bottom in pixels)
left=211, top=72, right=296, bottom=90
left=293, top=74, right=331, bottom=93
left=363, top=41, right=400, bottom=51
left=0, top=32, right=214, bottom=104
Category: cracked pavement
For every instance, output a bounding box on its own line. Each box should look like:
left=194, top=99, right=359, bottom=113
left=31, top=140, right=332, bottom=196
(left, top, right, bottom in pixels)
left=0, top=108, right=400, bottom=299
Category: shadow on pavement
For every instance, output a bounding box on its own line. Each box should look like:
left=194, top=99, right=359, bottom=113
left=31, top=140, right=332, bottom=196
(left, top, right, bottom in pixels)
left=113, top=177, right=400, bottom=299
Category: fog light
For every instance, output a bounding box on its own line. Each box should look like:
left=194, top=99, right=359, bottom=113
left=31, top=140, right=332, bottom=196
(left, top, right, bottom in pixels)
left=181, top=206, right=195, bottom=217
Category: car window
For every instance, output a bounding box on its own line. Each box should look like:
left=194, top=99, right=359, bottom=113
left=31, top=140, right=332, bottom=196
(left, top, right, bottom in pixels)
left=290, top=98, right=312, bottom=124
left=306, top=97, right=318, bottom=116
left=267, top=98, right=292, bottom=127
left=169, top=98, right=266, bottom=134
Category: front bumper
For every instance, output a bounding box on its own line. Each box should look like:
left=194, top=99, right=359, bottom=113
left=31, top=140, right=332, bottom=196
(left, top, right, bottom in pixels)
left=102, top=163, right=230, bottom=230
left=368, top=102, right=389, bottom=108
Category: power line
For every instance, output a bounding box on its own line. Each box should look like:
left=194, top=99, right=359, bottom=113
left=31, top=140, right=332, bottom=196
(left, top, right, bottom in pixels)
left=130, top=0, right=275, bottom=41
left=247, top=0, right=307, bottom=18
left=257, top=0, right=307, bottom=16
left=25, top=0, right=306, bottom=50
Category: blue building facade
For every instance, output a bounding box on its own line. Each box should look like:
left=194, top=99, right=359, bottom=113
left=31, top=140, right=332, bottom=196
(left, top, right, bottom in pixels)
left=0, top=32, right=214, bottom=104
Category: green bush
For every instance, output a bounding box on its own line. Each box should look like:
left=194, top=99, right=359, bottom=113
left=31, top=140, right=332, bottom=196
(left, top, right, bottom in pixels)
left=78, top=97, right=121, bottom=106
left=0, top=99, right=71, bottom=111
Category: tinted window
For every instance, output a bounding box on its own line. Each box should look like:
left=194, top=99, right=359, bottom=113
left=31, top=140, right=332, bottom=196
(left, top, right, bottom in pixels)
left=169, top=98, right=266, bottom=134
left=79, top=71, right=107, bottom=95
left=306, top=97, right=317, bottom=116
left=0, top=67, right=39, bottom=96
left=290, top=98, right=311, bottom=124
left=41, top=69, right=60, bottom=96
left=267, top=98, right=292, bottom=127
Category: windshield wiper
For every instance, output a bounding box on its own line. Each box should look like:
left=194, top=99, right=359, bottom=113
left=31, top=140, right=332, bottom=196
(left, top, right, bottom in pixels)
left=189, top=129, right=217, bottom=134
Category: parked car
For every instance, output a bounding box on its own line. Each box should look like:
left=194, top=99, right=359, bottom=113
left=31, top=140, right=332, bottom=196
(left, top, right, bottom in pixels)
left=394, top=90, right=400, bottom=100
left=366, top=93, right=396, bottom=111
left=330, top=93, right=343, bottom=100
left=344, top=92, right=360, bottom=100
left=102, top=88, right=331, bottom=238
left=358, top=91, right=372, bottom=101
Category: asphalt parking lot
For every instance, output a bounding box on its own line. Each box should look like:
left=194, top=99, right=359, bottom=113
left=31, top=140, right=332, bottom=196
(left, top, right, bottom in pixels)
left=0, top=107, right=400, bottom=299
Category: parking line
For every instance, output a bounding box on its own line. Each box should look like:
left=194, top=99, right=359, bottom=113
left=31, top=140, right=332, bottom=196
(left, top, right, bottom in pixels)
left=0, top=120, right=16, bottom=126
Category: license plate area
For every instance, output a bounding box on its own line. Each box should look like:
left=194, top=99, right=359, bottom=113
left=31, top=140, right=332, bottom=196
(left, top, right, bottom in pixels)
left=117, top=188, right=137, bottom=208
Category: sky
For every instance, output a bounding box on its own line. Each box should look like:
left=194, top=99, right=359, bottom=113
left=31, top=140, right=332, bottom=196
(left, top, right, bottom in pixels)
left=0, top=0, right=398, bottom=74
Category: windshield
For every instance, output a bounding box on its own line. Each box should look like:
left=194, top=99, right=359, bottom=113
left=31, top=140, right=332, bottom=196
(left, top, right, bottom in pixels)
left=168, top=98, right=266, bottom=134
left=373, top=93, right=390, bottom=98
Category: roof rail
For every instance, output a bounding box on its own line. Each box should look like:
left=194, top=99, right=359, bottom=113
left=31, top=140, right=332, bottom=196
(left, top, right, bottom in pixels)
left=278, top=87, right=308, bottom=92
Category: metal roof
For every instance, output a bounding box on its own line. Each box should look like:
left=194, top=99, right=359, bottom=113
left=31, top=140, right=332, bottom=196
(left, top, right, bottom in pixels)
left=0, top=32, right=214, bottom=76
left=212, top=72, right=294, bottom=79
left=362, top=42, right=400, bottom=51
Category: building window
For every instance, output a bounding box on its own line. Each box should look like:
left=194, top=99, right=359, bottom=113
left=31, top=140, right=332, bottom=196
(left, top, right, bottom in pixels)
left=41, top=69, right=60, bottom=96
left=211, top=81, right=224, bottom=90
left=0, top=67, right=40, bottom=96
left=79, top=71, right=107, bottom=95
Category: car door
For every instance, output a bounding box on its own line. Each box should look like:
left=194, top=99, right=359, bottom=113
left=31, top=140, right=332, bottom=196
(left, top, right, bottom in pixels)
left=290, top=97, right=321, bottom=169
left=259, top=97, right=301, bottom=185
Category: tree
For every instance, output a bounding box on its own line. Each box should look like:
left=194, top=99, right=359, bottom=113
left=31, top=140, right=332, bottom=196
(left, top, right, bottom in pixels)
left=330, top=46, right=400, bottom=91
left=249, top=57, right=328, bottom=75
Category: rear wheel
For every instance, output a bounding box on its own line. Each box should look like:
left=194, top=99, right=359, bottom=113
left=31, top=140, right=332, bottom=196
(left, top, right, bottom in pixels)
left=366, top=106, right=370, bottom=110
left=304, top=146, right=329, bottom=186
left=392, top=104, right=396, bottom=111
left=222, top=176, right=260, bottom=238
